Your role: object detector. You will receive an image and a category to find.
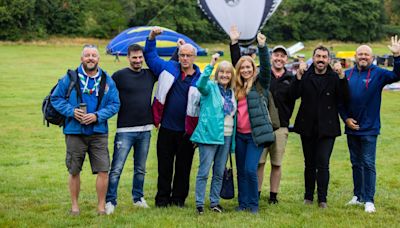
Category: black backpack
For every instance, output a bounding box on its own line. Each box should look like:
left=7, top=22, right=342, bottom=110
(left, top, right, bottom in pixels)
left=42, top=69, right=107, bottom=127
left=42, top=69, right=80, bottom=127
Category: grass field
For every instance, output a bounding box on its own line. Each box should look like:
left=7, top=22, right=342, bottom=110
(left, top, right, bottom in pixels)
left=0, top=39, right=400, bottom=227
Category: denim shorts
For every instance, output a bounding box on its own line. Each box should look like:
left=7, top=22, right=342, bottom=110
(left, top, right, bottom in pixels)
left=65, top=134, right=110, bottom=175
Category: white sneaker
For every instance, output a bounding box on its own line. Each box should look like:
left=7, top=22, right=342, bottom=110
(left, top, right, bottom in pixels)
left=133, top=197, right=150, bottom=208
left=346, top=196, right=363, bottom=206
left=365, top=202, right=376, bottom=213
left=105, top=202, right=115, bottom=215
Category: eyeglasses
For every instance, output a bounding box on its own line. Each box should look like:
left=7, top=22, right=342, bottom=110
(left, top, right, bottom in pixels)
left=179, top=53, right=194, bottom=58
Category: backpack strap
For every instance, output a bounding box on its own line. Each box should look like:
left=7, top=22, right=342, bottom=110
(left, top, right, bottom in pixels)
left=66, top=69, right=82, bottom=102
left=96, top=70, right=107, bottom=110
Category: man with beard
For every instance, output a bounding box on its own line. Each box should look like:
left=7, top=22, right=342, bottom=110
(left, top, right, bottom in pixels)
left=291, top=46, right=348, bottom=208
left=51, top=44, right=120, bottom=215
left=105, top=44, right=158, bottom=214
left=341, top=36, right=400, bottom=213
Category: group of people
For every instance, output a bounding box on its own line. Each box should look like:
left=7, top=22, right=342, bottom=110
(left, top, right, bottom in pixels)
left=50, top=26, right=400, bottom=216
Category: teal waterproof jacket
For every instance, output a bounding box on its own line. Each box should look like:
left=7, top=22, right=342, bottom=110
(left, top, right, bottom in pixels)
left=190, top=64, right=237, bottom=151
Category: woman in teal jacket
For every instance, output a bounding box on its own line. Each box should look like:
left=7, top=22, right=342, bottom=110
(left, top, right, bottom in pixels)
left=191, top=54, right=237, bottom=214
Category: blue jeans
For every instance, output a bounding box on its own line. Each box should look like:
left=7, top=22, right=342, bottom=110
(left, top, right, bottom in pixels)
left=347, top=135, right=377, bottom=203
left=195, top=136, right=231, bottom=208
left=106, top=131, right=151, bottom=205
left=235, top=133, right=264, bottom=211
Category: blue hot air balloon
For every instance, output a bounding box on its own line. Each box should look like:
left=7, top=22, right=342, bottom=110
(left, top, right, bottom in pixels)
left=106, top=26, right=207, bottom=56
left=198, top=0, right=282, bottom=46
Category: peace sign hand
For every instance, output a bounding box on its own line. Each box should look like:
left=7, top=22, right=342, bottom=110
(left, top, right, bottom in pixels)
left=388, top=35, right=400, bottom=57
left=333, top=62, right=345, bottom=79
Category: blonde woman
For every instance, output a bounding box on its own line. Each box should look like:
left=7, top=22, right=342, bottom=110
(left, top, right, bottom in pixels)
left=232, top=33, right=274, bottom=213
left=191, top=54, right=237, bottom=214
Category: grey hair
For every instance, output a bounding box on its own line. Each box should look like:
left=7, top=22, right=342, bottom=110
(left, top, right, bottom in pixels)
left=178, top=43, right=197, bottom=56
left=81, top=44, right=100, bottom=57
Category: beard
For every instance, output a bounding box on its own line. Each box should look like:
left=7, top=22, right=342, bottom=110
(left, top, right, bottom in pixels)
left=314, top=61, right=327, bottom=74
left=130, top=62, right=142, bottom=71
left=357, top=60, right=371, bottom=70
left=83, top=62, right=98, bottom=72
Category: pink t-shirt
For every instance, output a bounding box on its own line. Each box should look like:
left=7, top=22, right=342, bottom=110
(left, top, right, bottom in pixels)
left=237, top=97, right=252, bottom=134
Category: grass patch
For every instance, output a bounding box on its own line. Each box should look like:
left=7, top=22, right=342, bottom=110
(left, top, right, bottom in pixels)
left=0, top=39, right=399, bottom=227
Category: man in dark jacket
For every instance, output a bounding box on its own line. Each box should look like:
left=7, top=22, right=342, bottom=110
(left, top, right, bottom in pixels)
left=291, top=46, right=348, bottom=208
left=341, top=36, right=400, bottom=213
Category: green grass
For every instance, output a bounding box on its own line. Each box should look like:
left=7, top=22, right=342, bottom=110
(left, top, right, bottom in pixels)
left=1, top=40, right=400, bottom=227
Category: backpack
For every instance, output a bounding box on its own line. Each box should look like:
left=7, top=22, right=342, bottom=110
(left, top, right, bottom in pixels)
left=42, top=69, right=107, bottom=127
left=42, top=69, right=80, bottom=127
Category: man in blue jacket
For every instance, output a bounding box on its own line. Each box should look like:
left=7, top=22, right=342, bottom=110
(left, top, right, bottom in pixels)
left=144, top=26, right=201, bottom=207
left=341, top=36, right=400, bottom=213
left=51, top=44, right=120, bottom=215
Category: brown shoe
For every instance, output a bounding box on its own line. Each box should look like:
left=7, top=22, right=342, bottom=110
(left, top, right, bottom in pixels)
left=318, top=202, right=328, bottom=208
left=304, top=199, right=313, bottom=205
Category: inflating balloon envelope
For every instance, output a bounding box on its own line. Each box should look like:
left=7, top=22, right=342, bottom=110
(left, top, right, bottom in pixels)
left=198, top=0, right=282, bottom=46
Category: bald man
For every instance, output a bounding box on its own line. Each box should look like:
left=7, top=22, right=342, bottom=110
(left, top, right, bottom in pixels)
left=145, top=27, right=201, bottom=207
left=51, top=45, right=120, bottom=215
left=340, top=36, right=400, bottom=213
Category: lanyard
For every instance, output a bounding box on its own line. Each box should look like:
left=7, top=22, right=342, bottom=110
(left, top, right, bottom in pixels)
left=347, top=67, right=371, bottom=89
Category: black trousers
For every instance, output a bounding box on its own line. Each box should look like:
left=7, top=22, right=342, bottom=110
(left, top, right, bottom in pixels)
left=155, top=127, right=195, bottom=206
left=300, top=135, right=335, bottom=203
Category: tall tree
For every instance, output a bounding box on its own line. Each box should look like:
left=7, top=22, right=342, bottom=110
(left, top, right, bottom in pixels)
left=264, top=0, right=386, bottom=42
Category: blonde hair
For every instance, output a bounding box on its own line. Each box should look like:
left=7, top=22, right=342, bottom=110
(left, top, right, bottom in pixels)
left=234, top=56, right=257, bottom=100
left=214, top=61, right=235, bottom=90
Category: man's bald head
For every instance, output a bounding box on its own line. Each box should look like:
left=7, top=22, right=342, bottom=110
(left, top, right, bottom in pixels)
left=178, top=44, right=197, bottom=71
left=355, top=45, right=373, bottom=70
left=356, top=45, right=373, bottom=55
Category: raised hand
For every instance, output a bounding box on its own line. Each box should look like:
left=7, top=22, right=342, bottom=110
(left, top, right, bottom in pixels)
left=177, top=38, right=186, bottom=48
left=210, top=53, right=220, bottom=67
left=149, top=26, right=163, bottom=40
left=257, top=32, right=266, bottom=48
left=229, top=25, right=240, bottom=45
left=388, top=35, right=400, bottom=57
left=333, top=62, right=345, bottom=79
left=296, top=62, right=308, bottom=80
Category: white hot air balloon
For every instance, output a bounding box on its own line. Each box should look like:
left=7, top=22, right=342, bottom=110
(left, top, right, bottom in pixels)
left=198, top=0, right=282, bottom=46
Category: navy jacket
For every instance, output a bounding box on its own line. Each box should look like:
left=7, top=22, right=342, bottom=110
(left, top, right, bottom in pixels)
left=340, top=57, right=400, bottom=135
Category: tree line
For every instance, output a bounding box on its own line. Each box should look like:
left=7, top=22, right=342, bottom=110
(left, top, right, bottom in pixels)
left=1, top=0, right=399, bottom=42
